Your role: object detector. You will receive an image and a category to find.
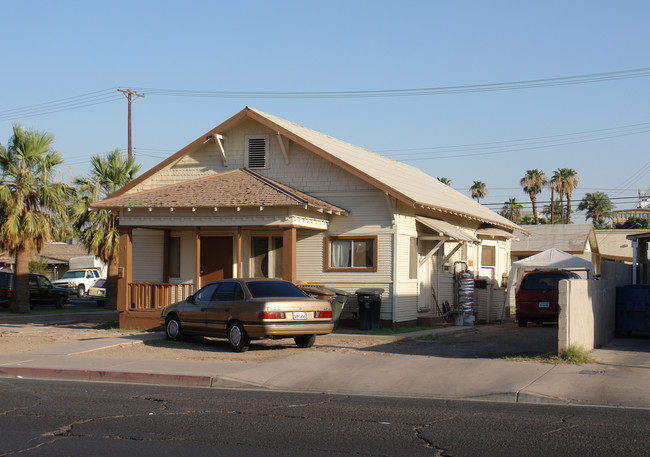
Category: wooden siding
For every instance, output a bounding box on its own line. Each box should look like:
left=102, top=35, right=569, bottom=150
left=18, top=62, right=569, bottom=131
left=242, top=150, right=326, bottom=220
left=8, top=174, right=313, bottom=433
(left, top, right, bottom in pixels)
left=129, top=119, right=376, bottom=197
left=132, top=229, right=164, bottom=282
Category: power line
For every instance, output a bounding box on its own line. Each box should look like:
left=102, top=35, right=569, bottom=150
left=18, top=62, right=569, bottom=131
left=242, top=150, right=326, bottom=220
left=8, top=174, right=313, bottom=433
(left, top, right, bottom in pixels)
left=0, top=89, right=121, bottom=122
left=2, top=66, right=649, bottom=122
left=128, top=67, right=650, bottom=99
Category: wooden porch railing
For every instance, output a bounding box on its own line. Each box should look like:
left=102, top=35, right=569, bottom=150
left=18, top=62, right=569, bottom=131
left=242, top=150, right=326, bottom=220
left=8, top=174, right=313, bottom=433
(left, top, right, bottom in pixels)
left=128, top=282, right=196, bottom=311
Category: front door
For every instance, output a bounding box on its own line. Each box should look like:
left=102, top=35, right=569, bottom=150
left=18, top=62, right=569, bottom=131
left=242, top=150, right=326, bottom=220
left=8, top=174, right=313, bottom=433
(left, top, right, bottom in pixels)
left=200, top=236, right=233, bottom=287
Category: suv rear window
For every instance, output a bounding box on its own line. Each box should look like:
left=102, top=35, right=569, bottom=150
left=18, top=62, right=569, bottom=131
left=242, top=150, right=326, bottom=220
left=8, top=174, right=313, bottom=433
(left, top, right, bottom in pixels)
left=0, top=272, right=12, bottom=288
left=520, top=273, right=577, bottom=291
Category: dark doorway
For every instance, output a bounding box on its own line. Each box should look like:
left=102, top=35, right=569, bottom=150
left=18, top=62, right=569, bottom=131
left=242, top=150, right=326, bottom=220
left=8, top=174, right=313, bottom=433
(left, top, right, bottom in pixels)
left=200, top=236, right=233, bottom=285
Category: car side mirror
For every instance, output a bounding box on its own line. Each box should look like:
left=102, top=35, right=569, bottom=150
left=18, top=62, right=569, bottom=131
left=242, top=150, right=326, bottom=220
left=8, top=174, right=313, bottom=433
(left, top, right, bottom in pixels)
left=186, top=296, right=196, bottom=304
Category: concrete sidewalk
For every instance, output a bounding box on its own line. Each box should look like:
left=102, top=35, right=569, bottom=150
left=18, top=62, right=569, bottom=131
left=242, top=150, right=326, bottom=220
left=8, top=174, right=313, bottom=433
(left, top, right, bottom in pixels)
left=1, top=318, right=649, bottom=409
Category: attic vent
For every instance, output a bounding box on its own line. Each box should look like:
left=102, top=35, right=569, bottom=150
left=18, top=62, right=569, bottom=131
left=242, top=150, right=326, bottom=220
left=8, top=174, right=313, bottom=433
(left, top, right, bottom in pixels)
left=246, top=135, right=269, bottom=169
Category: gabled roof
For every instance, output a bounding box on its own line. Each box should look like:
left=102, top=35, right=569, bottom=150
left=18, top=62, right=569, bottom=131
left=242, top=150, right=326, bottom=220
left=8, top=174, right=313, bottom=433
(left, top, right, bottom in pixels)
left=106, top=107, right=525, bottom=233
left=511, top=224, right=598, bottom=255
left=94, top=168, right=347, bottom=214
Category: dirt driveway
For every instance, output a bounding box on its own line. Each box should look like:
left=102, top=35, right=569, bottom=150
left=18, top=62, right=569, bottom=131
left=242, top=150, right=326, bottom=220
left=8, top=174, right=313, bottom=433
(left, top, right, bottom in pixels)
left=0, top=313, right=558, bottom=362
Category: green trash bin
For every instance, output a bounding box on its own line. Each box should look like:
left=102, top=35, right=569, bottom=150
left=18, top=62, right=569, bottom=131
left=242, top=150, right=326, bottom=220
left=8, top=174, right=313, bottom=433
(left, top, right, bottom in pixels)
left=325, top=288, right=349, bottom=330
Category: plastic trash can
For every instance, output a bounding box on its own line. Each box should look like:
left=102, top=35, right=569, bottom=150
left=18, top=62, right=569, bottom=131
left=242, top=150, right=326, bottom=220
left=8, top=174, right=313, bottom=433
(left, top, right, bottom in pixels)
left=299, top=285, right=335, bottom=303
left=355, top=288, right=384, bottom=330
left=325, top=288, right=349, bottom=330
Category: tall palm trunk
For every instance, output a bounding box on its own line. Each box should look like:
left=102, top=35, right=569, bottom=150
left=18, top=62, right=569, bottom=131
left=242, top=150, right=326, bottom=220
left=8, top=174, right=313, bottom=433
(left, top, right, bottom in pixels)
left=531, top=195, right=539, bottom=224
left=104, top=259, right=119, bottom=310
left=550, top=187, right=555, bottom=224
left=566, top=194, right=573, bottom=224
left=559, top=193, right=565, bottom=224
left=11, top=248, right=31, bottom=313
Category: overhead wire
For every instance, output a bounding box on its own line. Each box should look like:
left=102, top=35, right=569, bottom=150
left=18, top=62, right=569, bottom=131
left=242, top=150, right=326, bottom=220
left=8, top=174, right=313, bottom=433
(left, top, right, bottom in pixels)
left=128, top=67, right=650, bottom=98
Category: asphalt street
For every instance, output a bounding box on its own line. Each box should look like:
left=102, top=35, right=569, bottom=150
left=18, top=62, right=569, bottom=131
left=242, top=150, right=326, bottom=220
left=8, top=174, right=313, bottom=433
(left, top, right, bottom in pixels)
left=1, top=379, right=648, bottom=457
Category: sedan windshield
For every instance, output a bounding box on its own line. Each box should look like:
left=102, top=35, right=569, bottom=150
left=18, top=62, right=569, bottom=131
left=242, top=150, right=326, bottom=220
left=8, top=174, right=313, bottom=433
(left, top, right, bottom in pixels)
left=246, top=281, right=307, bottom=298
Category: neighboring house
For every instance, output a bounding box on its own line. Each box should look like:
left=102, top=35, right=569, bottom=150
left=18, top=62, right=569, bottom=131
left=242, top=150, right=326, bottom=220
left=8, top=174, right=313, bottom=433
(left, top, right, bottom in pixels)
left=627, top=231, right=650, bottom=284
left=595, top=229, right=649, bottom=263
left=0, top=240, right=92, bottom=279
left=511, top=224, right=600, bottom=271
left=94, top=107, right=525, bottom=329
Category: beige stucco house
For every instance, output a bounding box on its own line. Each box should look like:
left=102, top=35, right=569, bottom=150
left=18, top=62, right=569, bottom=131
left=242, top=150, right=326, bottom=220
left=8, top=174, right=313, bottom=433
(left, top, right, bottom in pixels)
left=95, top=107, right=525, bottom=329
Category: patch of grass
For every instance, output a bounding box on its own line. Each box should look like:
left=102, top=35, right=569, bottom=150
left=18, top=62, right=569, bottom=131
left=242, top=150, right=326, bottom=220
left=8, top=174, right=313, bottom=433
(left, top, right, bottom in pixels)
left=416, top=334, right=444, bottom=341
left=95, top=320, right=120, bottom=330
left=506, top=345, right=596, bottom=365
left=334, top=325, right=445, bottom=336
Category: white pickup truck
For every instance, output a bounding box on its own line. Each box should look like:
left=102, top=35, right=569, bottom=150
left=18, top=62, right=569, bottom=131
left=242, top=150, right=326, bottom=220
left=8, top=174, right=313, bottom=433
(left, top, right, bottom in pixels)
left=52, top=268, right=102, bottom=298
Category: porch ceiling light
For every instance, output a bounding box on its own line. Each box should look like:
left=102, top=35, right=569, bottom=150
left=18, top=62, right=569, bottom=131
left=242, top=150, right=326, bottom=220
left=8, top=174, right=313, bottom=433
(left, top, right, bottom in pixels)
left=192, top=207, right=196, bottom=212
left=170, top=207, right=174, bottom=212
left=237, top=206, right=241, bottom=211
left=148, top=207, right=152, bottom=212
left=214, top=207, right=218, bottom=211
left=259, top=206, right=264, bottom=211
left=127, top=207, right=132, bottom=212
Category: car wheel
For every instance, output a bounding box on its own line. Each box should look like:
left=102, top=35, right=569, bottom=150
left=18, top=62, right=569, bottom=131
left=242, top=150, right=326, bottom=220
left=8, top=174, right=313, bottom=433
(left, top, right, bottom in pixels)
left=165, top=315, right=184, bottom=341
left=55, top=296, right=65, bottom=309
left=77, top=285, right=85, bottom=298
left=228, top=321, right=250, bottom=353
left=518, top=318, right=528, bottom=328
left=294, top=334, right=316, bottom=348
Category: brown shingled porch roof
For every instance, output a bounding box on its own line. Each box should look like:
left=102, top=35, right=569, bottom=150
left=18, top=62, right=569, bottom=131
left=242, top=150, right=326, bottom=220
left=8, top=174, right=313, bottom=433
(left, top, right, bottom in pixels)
left=92, top=168, right=347, bottom=214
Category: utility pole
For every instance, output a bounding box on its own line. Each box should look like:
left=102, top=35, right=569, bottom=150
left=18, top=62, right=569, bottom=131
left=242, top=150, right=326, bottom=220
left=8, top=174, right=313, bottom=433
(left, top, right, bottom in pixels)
left=117, top=89, right=145, bottom=160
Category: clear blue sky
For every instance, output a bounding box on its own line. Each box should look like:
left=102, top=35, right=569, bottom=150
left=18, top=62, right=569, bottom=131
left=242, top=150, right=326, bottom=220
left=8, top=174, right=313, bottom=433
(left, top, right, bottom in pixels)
left=2, top=1, right=649, bottom=218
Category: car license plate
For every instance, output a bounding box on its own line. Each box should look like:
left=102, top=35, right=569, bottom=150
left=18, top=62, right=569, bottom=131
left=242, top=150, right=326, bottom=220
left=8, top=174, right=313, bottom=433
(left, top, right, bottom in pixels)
left=539, top=302, right=550, bottom=308
left=293, top=312, right=308, bottom=320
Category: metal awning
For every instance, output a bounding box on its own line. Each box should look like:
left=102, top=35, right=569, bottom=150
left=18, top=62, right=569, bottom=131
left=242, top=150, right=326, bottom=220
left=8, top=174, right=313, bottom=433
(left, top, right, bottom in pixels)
left=476, top=227, right=517, bottom=239
left=416, top=216, right=479, bottom=243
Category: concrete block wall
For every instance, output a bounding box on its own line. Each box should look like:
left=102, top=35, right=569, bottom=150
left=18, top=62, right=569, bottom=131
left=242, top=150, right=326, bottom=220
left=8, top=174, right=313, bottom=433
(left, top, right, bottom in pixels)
left=558, top=261, right=632, bottom=353
left=558, top=279, right=616, bottom=353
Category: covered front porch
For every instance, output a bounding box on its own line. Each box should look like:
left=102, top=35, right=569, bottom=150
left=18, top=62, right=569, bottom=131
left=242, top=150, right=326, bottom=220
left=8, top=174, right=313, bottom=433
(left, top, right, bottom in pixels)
left=116, top=218, right=333, bottom=330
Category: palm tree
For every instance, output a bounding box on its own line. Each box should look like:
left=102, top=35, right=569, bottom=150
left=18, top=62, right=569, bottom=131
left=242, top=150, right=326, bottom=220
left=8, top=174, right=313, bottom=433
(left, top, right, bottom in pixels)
left=470, top=181, right=488, bottom=203
left=561, top=168, right=580, bottom=224
left=0, top=123, right=74, bottom=313
left=72, top=149, right=141, bottom=310
left=552, top=168, right=580, bottom=224
left=520, top=169, right=547, bottom=225
left=500, top=198, right=523, bottom=224
left=437, top=177, right=452, bottom=186
left=578, top=191, right=614, bottom=226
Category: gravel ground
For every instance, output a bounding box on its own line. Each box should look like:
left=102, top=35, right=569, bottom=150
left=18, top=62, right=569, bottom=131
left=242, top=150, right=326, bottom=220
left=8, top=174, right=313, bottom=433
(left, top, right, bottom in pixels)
left=0, top=314, right=558, bottom=362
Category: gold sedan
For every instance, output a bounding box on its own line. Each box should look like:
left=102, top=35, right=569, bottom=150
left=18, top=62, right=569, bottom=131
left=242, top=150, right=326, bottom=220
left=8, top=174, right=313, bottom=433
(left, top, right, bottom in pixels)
left=160, top=278, right=334, bottom=352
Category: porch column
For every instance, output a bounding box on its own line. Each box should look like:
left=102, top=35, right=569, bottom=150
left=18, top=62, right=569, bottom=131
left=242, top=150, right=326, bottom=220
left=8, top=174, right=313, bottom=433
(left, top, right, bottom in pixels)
left=282, top=227, right=297, bottom=283
left=237, top=226, right=242, bottom=279
left=162, top=230, right=170, bottom=283
left=117, top=226, right=133, bottom=312
left=195, top=227, right=201, bottom=289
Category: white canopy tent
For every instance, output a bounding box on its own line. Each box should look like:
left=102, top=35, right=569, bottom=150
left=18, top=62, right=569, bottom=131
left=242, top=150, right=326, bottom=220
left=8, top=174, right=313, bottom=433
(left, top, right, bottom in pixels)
left=504, top=248, right=595, bottom=313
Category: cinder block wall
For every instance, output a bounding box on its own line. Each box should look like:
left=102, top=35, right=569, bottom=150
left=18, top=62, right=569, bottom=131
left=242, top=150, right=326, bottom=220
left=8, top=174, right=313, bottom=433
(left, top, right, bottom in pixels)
left=558, top=261, right=632, bottom=353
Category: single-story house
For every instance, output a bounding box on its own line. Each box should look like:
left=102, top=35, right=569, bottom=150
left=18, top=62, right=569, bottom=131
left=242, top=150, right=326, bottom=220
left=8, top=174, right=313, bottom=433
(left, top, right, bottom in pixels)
left=0, top=240, right=92, bottom=278
left=595, top=229, right=649, bottom=263
left=511, top=224, right=600, bottom=271
left=94, top=107, right=526, bottom=329
left=627, top=231, right=650, bottom=285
